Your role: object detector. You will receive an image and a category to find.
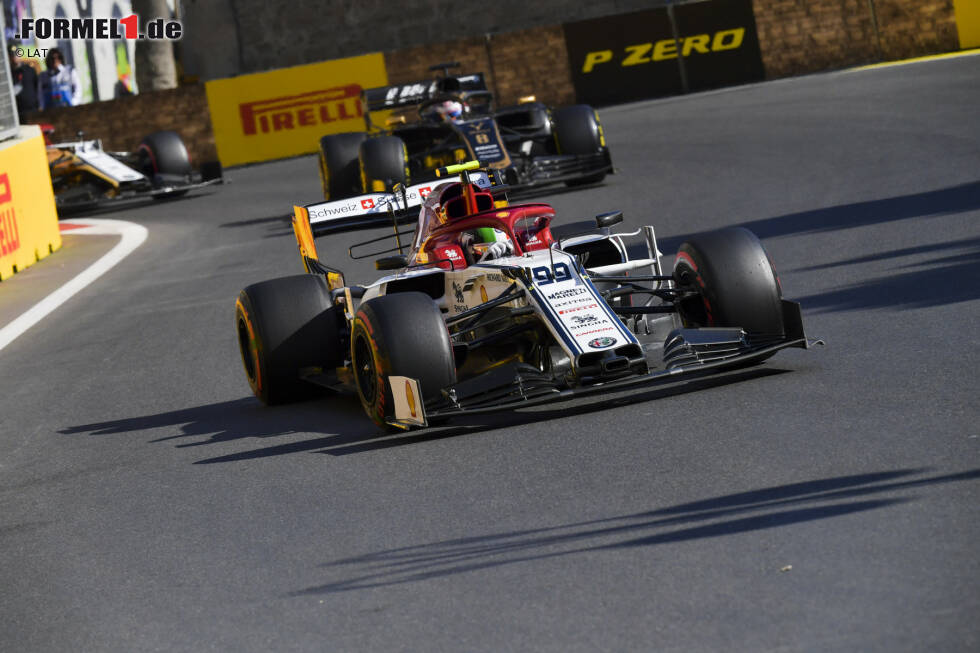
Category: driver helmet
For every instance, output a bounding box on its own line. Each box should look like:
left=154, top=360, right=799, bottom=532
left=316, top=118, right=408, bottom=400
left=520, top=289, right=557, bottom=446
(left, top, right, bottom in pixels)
left=429, top=100, right=464, bottom=123
left=462, top=227, right=512, bottom=263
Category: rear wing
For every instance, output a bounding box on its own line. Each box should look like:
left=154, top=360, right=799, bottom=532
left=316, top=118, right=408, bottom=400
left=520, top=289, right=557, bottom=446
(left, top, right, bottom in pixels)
left=301, top=170, right=500, bottom=232
left=304, top=180, right=441, bottom=232
left=362, top=74, right=489, bottom=112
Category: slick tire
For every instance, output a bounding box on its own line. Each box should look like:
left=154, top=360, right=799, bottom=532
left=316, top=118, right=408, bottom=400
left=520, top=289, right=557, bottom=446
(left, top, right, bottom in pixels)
left=673, top=227, right=785, bottom=338
left=350, top=292, right=455, bottom=427
left=236, top=275, right=343, bottom=405
left=319, top=132, right=368, bottom=200
left=359, top=135, right=409, bottom=193
left=553, top=105, right=606, bottom=186
left=139, top=130, right=192, bottom=199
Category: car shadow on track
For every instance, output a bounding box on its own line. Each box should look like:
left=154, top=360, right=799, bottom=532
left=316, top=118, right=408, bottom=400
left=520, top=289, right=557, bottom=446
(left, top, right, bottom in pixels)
left=59, top=394, right=380, bottom=457
left=219, top=213, right=292, bottom=229
left=56, top=190, right=214, bottom=218
left=203, top=367, right=793, bottom=462
left=59, top=367, right=794, bottom=464
left=315, top=367, right=794, bottom=458
left=292, top=467, right=980, bottom=594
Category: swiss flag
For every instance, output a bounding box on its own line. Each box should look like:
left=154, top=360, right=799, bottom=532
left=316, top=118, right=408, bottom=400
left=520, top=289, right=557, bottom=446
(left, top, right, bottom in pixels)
left=418, top=186, right=432, bottom=198
left=361, top=198, right=375, bottom=209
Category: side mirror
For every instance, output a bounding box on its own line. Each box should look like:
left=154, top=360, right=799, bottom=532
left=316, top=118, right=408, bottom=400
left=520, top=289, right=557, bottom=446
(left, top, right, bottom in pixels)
left=375, top=255, right=407, bottom=271
left=595, top=211, right=623, bottom=229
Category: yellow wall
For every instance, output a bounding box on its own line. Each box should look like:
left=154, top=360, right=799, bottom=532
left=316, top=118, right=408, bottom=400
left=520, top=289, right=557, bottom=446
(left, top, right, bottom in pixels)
left=205, top=53, right=388, bottom=167
left=954, top=0, right=980, bottom=48
left=0, top=126, right=61, bottom=281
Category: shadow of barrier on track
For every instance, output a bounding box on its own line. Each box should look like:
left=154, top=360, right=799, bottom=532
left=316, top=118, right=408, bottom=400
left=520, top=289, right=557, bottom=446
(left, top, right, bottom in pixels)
left=59, top=366, right=792, bottom=463
left=648, top=181, right=980, bottom=314
left=794, top=239, right=980, bottom=313
left=290, top=467, right=980, bottom=594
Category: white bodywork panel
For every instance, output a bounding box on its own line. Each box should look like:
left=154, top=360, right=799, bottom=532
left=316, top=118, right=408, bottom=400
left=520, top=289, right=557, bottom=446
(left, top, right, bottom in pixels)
left=365, top=248, right=640, bottom=358
left=74, top=144, right=145, bottom=183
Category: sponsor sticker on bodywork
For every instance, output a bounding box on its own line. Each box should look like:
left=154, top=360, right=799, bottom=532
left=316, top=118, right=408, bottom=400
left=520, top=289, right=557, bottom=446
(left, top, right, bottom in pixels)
left=528, top=256, right=637, bottom=353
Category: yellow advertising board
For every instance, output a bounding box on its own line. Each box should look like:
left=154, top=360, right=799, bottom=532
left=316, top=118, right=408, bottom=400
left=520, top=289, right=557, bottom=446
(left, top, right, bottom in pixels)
left=205, top=53, right=388, bottom=167
left=0, top=125, right=61, bottom=281
left=954, top=0, right=980, bottom=48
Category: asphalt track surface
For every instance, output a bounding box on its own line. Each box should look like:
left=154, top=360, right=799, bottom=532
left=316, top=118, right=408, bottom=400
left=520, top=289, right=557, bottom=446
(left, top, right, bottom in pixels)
left=1, top=57, right=978, bottom=652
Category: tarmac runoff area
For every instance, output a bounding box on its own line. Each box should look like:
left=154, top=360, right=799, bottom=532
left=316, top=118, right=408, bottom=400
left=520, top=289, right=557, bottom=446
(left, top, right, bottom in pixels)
left=0, top=219, right=147, bottom=352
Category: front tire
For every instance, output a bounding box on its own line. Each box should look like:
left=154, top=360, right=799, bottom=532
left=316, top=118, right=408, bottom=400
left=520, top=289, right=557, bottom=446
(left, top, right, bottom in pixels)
left=359, top=135, right=409, bottom=193
left=236, top=275, right=343, bottom=405
left=350, top=292, right=455, bottom=426
left=673, top=227, right=784, bottom=338
left=139, top=130, right=192, bottom=176
left=553, top=105, right=607, bottom=186
left=319, top=132, right=367, bottom=200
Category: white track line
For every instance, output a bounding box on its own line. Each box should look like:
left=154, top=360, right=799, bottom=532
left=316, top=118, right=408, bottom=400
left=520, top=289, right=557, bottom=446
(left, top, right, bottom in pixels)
left=0, top=218, right=148, bottom=352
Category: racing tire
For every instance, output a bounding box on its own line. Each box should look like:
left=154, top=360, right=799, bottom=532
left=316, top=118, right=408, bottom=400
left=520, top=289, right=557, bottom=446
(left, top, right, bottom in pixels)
left=673, top=227, right=785, bottom=338
left=553, top=105, right=606, bottom=186
left=319, top=132, right=367, bottom=200
left=359, top=135, right=409, bottom=193
left=350, top=292, right=455, bottom=427
left=236, top=275, right=344, bottom=405
left=139, top=131, right=192, bottom=199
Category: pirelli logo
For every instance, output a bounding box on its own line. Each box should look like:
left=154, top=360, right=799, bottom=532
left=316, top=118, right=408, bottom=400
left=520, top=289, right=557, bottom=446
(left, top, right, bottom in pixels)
left=0, top=173, right=21, bottom=257
left=581, top=28, right=746, bottom=72
left=238, top=84, right=363, bottom=135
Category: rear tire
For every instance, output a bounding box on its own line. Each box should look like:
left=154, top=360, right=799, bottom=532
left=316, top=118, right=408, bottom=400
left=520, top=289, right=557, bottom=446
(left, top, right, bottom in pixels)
left=359, top=135, right=409, bottom=193
left=319, top=132, right=367, bottom=200
left=673, top=227, right=784, bottom=338
left=553, top=105, right=607, bottom=186
left=350, top=292, right=455, bottom=426
left=236, top=275, right=343, bottom=405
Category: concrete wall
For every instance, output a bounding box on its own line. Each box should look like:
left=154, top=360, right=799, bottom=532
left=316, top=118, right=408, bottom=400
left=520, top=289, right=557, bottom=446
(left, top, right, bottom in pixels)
left=34, top=85, right=218, bottom=164
left=176, top=0, right=241, bottom=82
left=753, top=0, right=959, bottom=78
left=179, top=0, right=659, bottom=80
left=384, top=25, right=576, bottom=108
left=875, top=0, right=959, bottom=60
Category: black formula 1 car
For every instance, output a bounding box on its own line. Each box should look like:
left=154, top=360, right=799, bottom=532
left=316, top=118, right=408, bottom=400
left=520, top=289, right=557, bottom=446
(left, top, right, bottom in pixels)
left=314, top=63, right=613, bottom=224
left=235, top=161, right=819, bottom=429
left=45, top=127, right=223, bottom=212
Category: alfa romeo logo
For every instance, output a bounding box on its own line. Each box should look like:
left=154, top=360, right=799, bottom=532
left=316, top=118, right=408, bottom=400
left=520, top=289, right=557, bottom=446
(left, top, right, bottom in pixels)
left=588, top=337, right=617, bottom=349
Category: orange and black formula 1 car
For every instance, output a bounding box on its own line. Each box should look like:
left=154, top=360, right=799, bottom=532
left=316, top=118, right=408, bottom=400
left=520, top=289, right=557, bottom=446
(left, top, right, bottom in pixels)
left=45, top=128, right=222, bottom=212
left=316, top=62, right=613, bottom=209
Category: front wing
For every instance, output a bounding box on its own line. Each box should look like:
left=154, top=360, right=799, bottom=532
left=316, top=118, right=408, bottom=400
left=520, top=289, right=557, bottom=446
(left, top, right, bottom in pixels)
left=393, top=301, right=821, bottom=427
left=504, top=150, right=614, bottom=190
left=56, top=177, right=223, bottom=213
